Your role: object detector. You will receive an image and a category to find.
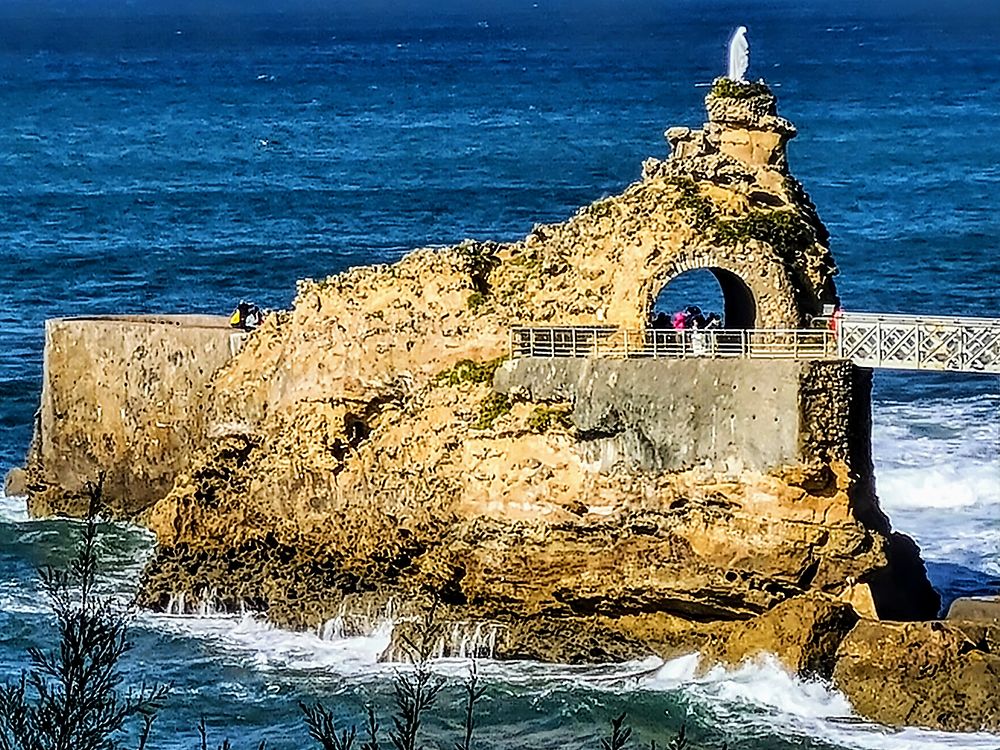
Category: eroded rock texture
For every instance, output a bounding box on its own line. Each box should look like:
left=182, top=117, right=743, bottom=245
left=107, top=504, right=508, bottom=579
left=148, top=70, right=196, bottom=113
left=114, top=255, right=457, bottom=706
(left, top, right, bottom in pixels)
left=833, top=620, right=1000, bottom=732
left=25, top=80, right=959, bottom=729
left=133, top=82, right=937, bottom=635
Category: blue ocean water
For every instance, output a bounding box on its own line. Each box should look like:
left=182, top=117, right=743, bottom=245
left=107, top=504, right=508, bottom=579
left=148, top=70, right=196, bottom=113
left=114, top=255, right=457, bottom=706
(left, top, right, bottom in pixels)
left=0, top=2, right=998, bottom=748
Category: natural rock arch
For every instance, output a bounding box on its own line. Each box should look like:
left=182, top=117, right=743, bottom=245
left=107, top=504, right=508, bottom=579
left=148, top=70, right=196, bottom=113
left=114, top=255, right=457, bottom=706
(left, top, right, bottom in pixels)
left=489, top=81, right=839, bottom=333
left=653, top=265, right=757, bottom=329
left=643, top=249, right=799, bottom=330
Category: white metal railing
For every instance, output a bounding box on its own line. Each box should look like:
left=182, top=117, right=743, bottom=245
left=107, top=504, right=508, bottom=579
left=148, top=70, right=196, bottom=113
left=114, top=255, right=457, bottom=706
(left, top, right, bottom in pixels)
left=836, top=312, right=1000, bottom=374
left=509, top=315, right=1000, bottom=374
left=509, top=327, right=835, bottom=360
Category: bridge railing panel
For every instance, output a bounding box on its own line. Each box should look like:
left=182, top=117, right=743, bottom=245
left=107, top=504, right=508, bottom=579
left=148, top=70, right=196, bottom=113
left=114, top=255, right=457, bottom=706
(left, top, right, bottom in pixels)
left=510, top=316, right=1000, bottom=373
left=510, top=327, right=836, bottom=361
left=837, top=313, right=1000, bottom=374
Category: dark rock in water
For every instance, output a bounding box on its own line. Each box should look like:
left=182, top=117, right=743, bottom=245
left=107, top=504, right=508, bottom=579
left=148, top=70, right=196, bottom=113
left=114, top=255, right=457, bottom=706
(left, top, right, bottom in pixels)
left=381, top=594, right=858, bottom=675
left=381, top=612, right=653, bottom=665
left=491, top=616, right=653, bottom=664
left=832, top=619, right=1000, bottom=732
left=864, top=531, right=941, bottom=622
left=947, top=596, right=1000, bottom=623
left=138, top=536, right=360, bottom=629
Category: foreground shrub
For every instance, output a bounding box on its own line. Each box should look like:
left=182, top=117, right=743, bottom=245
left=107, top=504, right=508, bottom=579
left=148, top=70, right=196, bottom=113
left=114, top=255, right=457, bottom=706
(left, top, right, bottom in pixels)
left=0, top=479, right=168, bottom=750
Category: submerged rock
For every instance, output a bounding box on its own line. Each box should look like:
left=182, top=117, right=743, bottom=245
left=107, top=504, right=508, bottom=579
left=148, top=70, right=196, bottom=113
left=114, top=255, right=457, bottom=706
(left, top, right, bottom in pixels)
left=3, top=467, right=26, bottom=497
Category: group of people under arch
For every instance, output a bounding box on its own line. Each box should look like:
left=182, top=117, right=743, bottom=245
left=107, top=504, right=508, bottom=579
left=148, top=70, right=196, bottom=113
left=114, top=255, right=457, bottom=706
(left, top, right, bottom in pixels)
left=650, top=305, right=722, bottom=332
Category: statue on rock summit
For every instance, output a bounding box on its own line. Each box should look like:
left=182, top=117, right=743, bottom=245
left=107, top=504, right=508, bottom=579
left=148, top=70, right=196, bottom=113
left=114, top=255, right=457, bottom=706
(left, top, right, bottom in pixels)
left=728, top=25, right=750, bottom=82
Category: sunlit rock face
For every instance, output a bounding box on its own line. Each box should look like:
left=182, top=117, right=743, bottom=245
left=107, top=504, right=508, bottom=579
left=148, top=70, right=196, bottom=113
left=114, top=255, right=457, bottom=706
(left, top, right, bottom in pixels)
left=25, top=81, right=944, bottom=726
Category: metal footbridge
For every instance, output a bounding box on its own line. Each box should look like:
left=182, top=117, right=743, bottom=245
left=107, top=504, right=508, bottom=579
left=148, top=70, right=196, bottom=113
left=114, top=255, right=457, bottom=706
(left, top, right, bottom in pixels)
left=509, top=313, right=1000, bottom=375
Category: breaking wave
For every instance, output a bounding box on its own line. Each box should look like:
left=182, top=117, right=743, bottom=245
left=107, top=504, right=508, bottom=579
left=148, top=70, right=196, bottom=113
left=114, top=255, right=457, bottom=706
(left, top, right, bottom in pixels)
left=125, top=610, right=1000, bottom=750
left=0, top=492, right=29, bottom=524
left=873, top=395, right=1000, bottom=596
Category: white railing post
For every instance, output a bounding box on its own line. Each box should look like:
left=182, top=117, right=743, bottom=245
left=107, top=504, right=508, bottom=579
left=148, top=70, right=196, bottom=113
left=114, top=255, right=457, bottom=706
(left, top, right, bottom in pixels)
left=916, top=323, right=923, bottom=370
left=876, top=320, right=882, bottom=367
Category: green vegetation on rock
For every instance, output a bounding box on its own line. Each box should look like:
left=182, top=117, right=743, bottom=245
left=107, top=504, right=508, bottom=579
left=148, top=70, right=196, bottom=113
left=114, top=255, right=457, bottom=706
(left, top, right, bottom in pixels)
left=473, top=392, right=512, bottom=430
left=666, top=176, right=717, bottom=231
left=586, top=197, right=619, bottom=220
left=710, top=77, right=772, bottom=100
left=527, top=405, right=572, bottom=433
left=715, top=209, right=815, bottom=261
left=509, top=249, right=542, bottom=273
left=466, top=291, right=486, bottom=312
left=454, top=241, right=501, bottom=295
left=436, top=358, right=506, bottom=387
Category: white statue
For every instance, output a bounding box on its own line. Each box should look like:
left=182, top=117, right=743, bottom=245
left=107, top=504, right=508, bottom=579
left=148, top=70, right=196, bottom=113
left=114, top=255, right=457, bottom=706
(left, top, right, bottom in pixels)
left=728, top=26, right=750, bottom=82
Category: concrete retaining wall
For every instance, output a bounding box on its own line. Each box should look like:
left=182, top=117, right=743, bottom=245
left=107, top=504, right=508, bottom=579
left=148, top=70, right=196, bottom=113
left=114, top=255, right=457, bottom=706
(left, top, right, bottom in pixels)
left=494, top=357, right=867, bottom=473
left=27, top=315, right=241, bottom=516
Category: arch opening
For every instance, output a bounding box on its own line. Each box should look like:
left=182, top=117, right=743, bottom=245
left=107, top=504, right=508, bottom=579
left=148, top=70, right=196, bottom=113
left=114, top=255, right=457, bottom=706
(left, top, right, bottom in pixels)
left=652, top=267, right=757, bottom=329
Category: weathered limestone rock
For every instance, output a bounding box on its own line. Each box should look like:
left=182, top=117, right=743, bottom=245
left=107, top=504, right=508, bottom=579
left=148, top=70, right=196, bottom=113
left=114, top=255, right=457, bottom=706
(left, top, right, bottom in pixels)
left=696, top=595, right=859, bottom=679
left=139, top=358, right=936, bottom=632
left=19, top=79, right=952, bottom=730
left=4, top=467, right=26, bottom=497
left=833, top=619, right=1000, bottom=732
left=948, top=596, right=1000, bottom=623
left=700, top=79, right=797, bottom=170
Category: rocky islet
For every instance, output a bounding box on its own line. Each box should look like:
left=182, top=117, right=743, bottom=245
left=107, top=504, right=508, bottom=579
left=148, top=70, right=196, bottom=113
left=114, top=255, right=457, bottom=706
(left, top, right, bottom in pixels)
left=17, top=79, right=999, bottom=734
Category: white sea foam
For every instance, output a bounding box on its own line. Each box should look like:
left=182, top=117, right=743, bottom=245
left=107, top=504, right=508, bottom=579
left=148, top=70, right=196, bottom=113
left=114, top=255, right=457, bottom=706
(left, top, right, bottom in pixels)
left=873, top=394, right=1000, bottom=585
left=0, top=492, right=29, bottom=523
left=527, top=653, right=1000, bottom=750
left=636, top=655, right=1000, bottom=750
left=878, top=464, right=999, bottom=510
left=135, top=608, right=1000, bottom=750
left=0, top=581, right=49, bottom=616
left=139, top=611, right=393, bottom=675
left=874, top=395, right=1000, bottom=506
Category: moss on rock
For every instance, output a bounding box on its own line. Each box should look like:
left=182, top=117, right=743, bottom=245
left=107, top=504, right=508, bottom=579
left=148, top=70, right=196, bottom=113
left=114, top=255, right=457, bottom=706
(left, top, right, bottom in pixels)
left=527, top=405, right=572, bottom=433
left=436, top=357, right=506, bottom=387
left=473, top=392, right=512, bottom=430
left=715, top=209, right=816, bottom=261
left=710, top=77, right=773, bottom=100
